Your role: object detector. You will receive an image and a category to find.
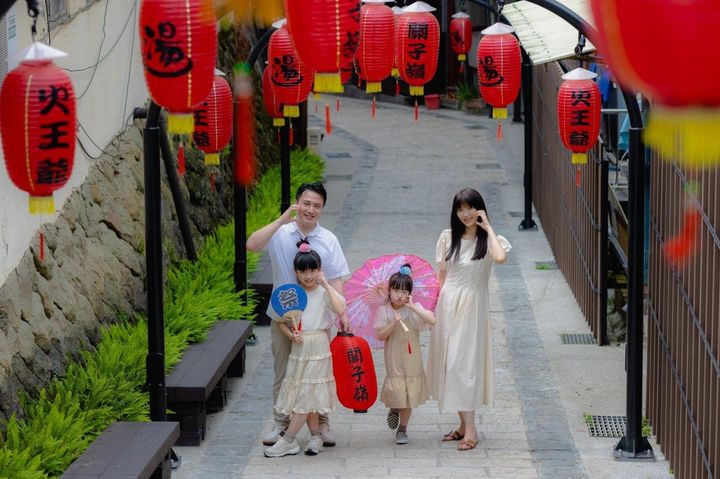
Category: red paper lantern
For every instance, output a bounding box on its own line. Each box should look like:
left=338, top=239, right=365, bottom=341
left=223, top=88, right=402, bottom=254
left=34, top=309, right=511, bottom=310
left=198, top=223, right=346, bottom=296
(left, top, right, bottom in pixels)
left=330, top=332, right=377, bottom=413
left=357, top=1, right=394, bottom=94
left=262, top=66, right=285, bottom=127
left=477, top=23, right=521, bottom=120
left=233, top=64, right=255, bottom=186
left=139, top=0, right=217, bottom=134
left=396, top=2, right=440, bottom=97
left=590, top=0, right=720, bottom=167
left=267, top=20, right=314, bottom=118
left=391, top=6, right=404, bottom=78
left=450, top=12, right=472, bottom=62
left=0, top=44, right=76, bottom=214
left=192, top=72, right=233, bottom=166
left=285, top=0, right=360, bottom=93
left=557, top=68, right=601, bottom=165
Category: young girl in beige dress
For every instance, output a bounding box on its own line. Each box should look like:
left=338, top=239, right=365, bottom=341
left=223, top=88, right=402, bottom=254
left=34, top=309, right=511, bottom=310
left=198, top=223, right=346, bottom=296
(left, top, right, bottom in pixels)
left=264, top=240, right=346, bottom=458
left=375, top=264, right=437, bottom=445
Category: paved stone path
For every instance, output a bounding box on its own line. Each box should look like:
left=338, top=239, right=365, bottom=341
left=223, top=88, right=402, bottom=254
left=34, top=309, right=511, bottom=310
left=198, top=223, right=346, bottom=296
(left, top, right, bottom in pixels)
left=173, top=96, right=673, bottom=479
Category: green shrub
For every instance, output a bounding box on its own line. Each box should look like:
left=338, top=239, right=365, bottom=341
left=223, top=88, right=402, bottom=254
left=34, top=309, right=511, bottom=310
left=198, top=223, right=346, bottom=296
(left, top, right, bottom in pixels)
left=0, top=148, right=324, bottom=478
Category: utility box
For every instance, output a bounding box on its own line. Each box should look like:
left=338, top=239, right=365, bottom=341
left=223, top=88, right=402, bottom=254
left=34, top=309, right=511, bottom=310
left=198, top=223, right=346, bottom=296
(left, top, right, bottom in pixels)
left=307, top=127, right=324, bottom=155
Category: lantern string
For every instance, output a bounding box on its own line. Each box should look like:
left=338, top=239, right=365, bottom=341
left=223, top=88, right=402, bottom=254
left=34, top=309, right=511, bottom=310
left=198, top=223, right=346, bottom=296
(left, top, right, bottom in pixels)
left=325, top=103, right=332, bottom=135
left=414, top=100, right=419, bottom=122
left=371, top=96, right=376, bottom=120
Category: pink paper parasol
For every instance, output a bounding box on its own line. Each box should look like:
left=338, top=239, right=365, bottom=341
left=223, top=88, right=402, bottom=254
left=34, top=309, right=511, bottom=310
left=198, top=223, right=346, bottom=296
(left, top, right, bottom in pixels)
left=345, top=254, right=440, bottom=348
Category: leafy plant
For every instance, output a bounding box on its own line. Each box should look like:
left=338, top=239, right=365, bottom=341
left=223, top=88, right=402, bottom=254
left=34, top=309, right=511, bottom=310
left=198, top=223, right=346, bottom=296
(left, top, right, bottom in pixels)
left=456, top=79, right=478, bottom=103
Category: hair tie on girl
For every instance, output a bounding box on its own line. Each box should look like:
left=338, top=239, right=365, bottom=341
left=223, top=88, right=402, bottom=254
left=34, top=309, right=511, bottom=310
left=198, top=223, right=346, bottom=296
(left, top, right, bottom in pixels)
left=399, top=265, right=412, bottom=277
left=298, top=243, right=312, bottom=253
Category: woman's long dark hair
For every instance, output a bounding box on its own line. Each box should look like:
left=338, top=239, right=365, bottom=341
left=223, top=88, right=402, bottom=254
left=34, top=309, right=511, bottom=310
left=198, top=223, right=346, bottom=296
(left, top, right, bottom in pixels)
left=445, top=188, right=488, bottom=262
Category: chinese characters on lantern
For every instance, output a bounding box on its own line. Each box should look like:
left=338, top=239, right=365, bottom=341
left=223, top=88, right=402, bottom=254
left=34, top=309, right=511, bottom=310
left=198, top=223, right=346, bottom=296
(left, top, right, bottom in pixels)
left=36, top=85, right=73, bottom=187
left=143, top=21, right=193, bottom=78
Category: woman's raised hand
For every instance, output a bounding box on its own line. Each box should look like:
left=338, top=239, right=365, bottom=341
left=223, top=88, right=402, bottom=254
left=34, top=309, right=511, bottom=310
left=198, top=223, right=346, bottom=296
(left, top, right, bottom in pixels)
left=316, top=271, right=328, bottom=287
left=476, top=210, right=492, bottom=231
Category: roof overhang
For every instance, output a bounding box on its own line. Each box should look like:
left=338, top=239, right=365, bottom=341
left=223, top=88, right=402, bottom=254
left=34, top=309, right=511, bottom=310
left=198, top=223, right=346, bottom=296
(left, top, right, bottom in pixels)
left=502, top=0, right=596, bottom=65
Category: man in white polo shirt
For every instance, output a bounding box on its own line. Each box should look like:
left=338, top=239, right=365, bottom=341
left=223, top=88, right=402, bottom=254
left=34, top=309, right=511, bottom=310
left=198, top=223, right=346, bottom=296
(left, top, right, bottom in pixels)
left=247, top=182, right=350, bottom=447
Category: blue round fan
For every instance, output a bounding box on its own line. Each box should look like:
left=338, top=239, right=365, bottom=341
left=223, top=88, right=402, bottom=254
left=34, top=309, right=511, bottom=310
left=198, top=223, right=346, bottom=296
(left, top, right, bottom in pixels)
left=270, top=283, right=308, bottom=318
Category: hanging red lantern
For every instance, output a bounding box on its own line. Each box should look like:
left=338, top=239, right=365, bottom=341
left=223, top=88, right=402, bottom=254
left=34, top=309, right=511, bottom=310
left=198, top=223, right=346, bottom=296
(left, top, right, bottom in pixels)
left=192, top=71, right=233, bottom=166
left=285, top=0, right=360, bottom=93
left=262, top=66, right=286, bottom=127
left=330, top=332, right=378, bottom=413
left=557, top=68, right=601, bottom=165
left=139, top=0, right=217, bottom=134
left=267, top=19, right=314, bottom=119
left=477, top=23, right=521, bottom=121
left=357, top=0, right=394, bottom=94
left=391, top=6, right=404, bottom=78
left=590, top=0, right=720, bottom=167
left=0, top=43, right=76, bottom=214
left=450, top=12, right=472, bottom=67
left=233, top=63, right=255, bottom=186
left=396, top=1, right=440, bottom=97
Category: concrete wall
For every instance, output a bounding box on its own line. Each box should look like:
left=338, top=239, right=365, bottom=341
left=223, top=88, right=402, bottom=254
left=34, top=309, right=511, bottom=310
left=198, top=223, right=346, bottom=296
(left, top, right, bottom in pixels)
left=0, top=0, right=147, bottom=283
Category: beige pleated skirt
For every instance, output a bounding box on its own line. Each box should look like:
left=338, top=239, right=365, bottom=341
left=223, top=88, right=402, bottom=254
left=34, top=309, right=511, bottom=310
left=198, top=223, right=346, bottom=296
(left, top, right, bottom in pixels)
left=274, top=330, right=336, bottom=415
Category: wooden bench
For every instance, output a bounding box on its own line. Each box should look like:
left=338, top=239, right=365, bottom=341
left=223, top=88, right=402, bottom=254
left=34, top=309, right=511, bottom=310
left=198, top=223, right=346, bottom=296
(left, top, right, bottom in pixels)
left=61, top=421, right=179, bottom=479
left=166, top=319, right=253, bottom=445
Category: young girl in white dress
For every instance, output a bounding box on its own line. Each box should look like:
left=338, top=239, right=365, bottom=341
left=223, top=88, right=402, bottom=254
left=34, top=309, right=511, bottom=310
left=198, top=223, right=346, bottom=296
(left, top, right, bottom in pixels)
left=264, top=240, right=346, bottom=458
left=427, top=188, right=511, bottom=451
left=375, top=264, right=437, bottom=445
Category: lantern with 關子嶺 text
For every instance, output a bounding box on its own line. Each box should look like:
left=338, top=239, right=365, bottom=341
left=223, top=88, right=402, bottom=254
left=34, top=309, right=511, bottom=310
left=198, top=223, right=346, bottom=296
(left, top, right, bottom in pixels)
left=192, top=71, right=233, bottom=166
left=557, top=68, right=601, bottom=165
left=262, top=66, right=285, bottom=127
left=284, top=0, right=361, bottom=93
left=590, top=0, right=720, bottom=167
left=477, top=23, right=521, bottom=121
left=139, top=0, right=217, bottom=134
left=357, top=0, right=394, bottom=94
left=330, top=332, right=377, bottom=413
left=0, top=43, right=76, bottom=214
left=450, top=12, right=472, bottom=69
left=267, top=19, right=314, bottom=119
left=396, top=1, right=439, bottom=98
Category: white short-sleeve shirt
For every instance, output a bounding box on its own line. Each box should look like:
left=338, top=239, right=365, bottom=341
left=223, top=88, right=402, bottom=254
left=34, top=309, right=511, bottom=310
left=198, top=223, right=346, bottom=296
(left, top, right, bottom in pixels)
left=265, top=222, right=350, bottom=320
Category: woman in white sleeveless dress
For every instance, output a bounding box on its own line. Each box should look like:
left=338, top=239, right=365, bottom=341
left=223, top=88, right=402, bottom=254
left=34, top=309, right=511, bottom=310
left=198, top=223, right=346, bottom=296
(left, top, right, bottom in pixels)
left=427, top=188, right=511, bottom=451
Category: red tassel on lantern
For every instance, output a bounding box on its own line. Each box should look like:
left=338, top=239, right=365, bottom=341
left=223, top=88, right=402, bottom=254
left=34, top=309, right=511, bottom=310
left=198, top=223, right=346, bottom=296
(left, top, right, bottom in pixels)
left=575, top=167, right=582, bottom=188
left=336, top=98, right=341, bottom=112
left=140, top=0, right=217, bottom=134
left=557, top=68, right=601, bottom=165
left=357, top=1, right=394, bottom=94
left=407, top=340, right=412, bottom=355
left=325, top=102, right=332, bottom=135
left=477, top=23, right=521, bottom=121
left=209, top=170, right=216, bottom=191
left=414, top=100, right=419, bottom=122
left=371, top=96, right=377, bottom=119
left=285, top=0, right=360, bottom=93
left=330, top=332, right=378, bottom=413
left=39, top=232, right=45, bottom=262
left=193, top=72, right=233, bottom=166
left=665, top=207, right=701, bottom=265
left=289, top=123, right=294, bottom=145
left=0, top=43, right=76, bottom=214
left=397, top=2, right=440, bottom=98
left=233, top=64, right=255, bottom=186
left=177, top=141, right=186, bottom=176
left=267, top=20, right=313, bottom=119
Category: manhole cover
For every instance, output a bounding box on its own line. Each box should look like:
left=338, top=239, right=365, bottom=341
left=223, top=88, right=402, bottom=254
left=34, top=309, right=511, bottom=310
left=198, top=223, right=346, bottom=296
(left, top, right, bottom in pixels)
left=475, top=163, right=501, bottom=170
left=560, top=333, right=597, bottom=345
left=535, top=261, right=559, bottom=270
left=325, top=152, right=352, bottom=159
left=586, top=415, right=626, bottom=438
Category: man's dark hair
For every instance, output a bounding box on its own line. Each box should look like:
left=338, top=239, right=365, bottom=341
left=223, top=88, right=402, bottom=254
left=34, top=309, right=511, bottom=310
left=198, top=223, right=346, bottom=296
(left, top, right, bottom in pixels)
left=295, top=182, right=327, bottom=206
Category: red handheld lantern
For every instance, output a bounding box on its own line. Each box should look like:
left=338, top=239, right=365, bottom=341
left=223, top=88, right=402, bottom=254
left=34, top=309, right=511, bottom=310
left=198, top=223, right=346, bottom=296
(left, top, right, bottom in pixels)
left=477, top=23, right=521, bottom=120
left=357, top=0, right=394, bottom=94
left=192, top=71, right=233, bottom=166
left=267, top=19, right=314, bottom=119
left=284, top=0, right=361, bottom=93
left=557, top=68, right=601, bottom=165
left=139, top=0, right=217, bottom=134
left=262, top=66, right=285, bottom=127
left=0, top=43, right=76, bottom=214
left=590, top=0, right=720, bottom=167
left=396, top=1, right=440, bottom=97
left=330, top=332, right=377, bottom=413
left=450, top=12, right=472, bottom=63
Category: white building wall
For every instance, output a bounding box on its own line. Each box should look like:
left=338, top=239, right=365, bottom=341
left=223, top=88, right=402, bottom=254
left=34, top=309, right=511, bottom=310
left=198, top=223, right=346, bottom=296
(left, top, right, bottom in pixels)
left=0, top=0, right=148, bottom=283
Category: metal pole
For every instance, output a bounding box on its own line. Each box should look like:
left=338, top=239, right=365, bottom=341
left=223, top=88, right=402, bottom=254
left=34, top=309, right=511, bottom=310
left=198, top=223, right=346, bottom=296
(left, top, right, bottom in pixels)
left=144, top=102, right=166, bottom=422
left=158, top=117, right=198, bottom=261
left=280, top=123, right=291, bottom=214
left=519, top=51, right=536, bottom=231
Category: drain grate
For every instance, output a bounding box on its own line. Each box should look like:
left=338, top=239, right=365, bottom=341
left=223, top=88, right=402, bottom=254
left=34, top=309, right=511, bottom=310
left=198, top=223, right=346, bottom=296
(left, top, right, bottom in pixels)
left=325, top=152, right=352, bottom=159
left=475, top=163, right=501, bottom=170
left=561, top=333, right=597, bottom=345
left=586, top=415, right=626, bottom=438
left=535, top=261, right=559, bottom=270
